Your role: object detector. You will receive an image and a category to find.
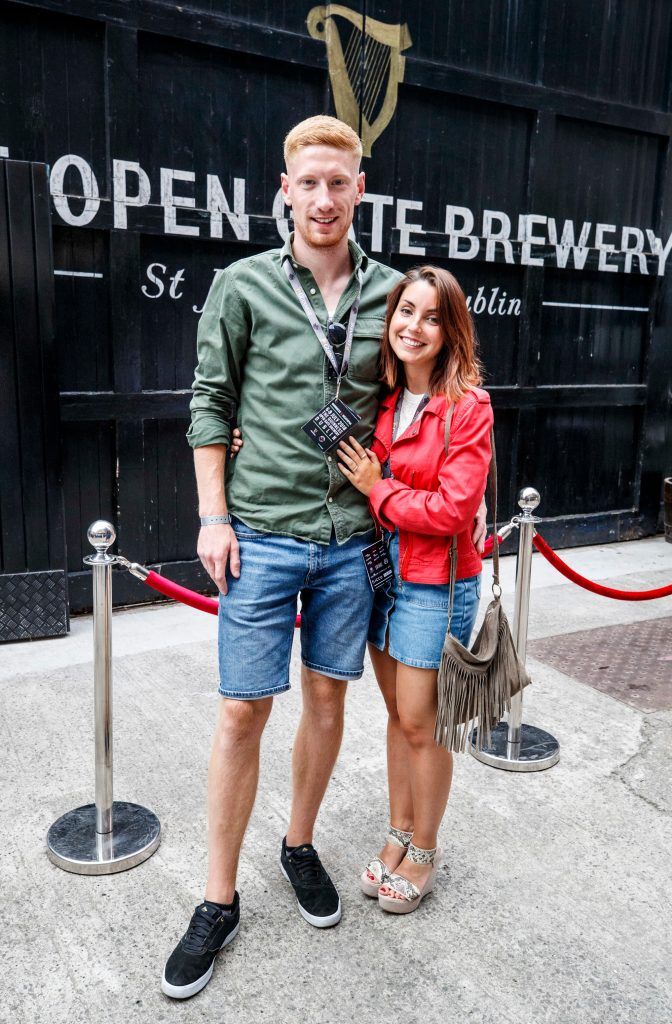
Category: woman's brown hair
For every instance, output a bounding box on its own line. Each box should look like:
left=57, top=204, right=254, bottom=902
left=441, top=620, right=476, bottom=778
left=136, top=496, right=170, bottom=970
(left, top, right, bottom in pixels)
left=379, top=266, right=483, bottom=401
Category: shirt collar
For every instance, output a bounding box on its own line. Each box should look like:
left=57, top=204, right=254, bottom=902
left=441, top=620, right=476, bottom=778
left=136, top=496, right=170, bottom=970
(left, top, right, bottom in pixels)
left=280, top=232, right=369, bottom=274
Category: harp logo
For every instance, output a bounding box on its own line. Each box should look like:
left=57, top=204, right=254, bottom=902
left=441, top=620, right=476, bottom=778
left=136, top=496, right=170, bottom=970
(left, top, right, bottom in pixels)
left=307, top=5, right=412, bottom=157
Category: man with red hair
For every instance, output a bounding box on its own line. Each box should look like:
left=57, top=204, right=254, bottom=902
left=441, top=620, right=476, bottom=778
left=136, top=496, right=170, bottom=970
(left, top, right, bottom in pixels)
left=162, top=115, right=484, bottom=999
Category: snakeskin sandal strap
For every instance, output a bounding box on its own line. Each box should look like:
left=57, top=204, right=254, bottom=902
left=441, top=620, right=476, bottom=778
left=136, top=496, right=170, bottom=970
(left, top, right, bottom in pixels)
left=364, top=856, right=391, bottom=885
left=406, top=843, right=437, bottom=865
left=385, top=872, right=421, bottom=901
left=387, top=825, right=414, bottom=849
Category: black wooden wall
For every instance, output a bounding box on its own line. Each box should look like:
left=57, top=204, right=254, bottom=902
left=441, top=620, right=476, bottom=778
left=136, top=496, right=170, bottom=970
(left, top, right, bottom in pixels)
left=1, top=0, right=671, bottom=611
left=0, top=158, right=68, bottom=637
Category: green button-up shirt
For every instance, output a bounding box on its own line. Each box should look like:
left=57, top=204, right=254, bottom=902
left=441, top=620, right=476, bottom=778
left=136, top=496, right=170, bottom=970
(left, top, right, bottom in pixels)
left=187, top=234, right=401, bottom=544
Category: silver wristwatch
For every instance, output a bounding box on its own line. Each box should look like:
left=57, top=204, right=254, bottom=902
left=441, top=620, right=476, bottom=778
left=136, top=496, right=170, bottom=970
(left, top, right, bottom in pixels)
left=200, top=514, right=232, bottom=526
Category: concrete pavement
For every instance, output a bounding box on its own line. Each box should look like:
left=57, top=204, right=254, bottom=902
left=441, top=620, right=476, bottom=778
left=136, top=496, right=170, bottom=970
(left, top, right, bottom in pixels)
left=1, top=536, right=671, bottom=1024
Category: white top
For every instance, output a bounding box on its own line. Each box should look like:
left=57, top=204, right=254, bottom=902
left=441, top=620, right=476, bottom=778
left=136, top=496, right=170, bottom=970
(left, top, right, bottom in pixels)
left=394, top=388, right=426, bottom=440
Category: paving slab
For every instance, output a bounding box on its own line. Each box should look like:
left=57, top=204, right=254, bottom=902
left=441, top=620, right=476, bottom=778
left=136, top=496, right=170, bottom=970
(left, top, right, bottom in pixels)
left=1, top=536, right=672, bottom=1024
left=529, top=616, right=672, bottom=712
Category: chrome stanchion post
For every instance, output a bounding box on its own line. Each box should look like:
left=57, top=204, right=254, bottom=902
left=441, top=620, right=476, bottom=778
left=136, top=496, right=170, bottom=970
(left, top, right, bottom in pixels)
left=470, top=489, right=560, bottom=772
left=89, top=522, right=115, bottom=835
left=46, top=520, right=161, bottom=874
left=506, top=488, right=537, bottom=760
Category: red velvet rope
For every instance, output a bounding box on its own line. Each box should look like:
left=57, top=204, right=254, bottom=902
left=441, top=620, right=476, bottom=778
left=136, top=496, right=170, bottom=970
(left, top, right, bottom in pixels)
left=483, top=534, right=498, bottom=557
left=138, top=533, right=670, bottom=611
left=145, top=570, right=219, bottom=614
left=140, top=533, right=506, bottom=619
left=144, top=570, right=302, bottom=625
left=141, top=535, right=504, bottom=616
left=532, top=533, right=672, bottom=601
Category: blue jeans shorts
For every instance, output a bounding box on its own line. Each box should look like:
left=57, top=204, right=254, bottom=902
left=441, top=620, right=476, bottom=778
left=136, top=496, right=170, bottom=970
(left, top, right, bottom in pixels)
left=368, top=533, right=481, bottom=670
left=217, top=518, right=376, bottom=700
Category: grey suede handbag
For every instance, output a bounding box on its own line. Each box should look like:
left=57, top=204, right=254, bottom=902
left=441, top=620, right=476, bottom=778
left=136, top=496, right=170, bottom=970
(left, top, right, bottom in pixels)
left=434, top=403, right=531, bottom=754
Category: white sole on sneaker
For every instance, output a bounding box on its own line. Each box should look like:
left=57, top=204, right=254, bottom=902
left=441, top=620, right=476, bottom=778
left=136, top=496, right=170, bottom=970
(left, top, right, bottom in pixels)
left=160, top=922, right=240, bottom=999
left=280, top=861, right=342, bottom=928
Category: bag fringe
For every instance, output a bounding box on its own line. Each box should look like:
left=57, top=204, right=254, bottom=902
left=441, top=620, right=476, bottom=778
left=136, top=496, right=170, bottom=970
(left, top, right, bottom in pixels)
left=434, top=602, right=531, bottom=753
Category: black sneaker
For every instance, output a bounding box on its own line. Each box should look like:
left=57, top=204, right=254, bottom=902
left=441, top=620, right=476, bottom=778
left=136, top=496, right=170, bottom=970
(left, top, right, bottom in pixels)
left=161, top=894, right=240, bottom=999
left=280, top=837, right=341, bottom=928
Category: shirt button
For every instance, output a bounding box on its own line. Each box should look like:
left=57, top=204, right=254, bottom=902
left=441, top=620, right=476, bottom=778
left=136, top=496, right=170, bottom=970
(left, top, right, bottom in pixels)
left=328, top=497, right=333, bottom=503
left=327, top=456, right=332, bottom=462
left=309, top=287, right=316, bottom=295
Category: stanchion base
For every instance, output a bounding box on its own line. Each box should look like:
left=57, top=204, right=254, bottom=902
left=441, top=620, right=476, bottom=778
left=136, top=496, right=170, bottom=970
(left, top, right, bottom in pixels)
left=470, top=722, right=560, bottom=772
left=46, top=801, right=161, bottom=875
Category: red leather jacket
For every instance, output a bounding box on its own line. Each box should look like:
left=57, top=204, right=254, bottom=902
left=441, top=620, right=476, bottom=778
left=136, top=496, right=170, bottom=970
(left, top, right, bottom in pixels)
left=369, top=386, right=493, bottom=583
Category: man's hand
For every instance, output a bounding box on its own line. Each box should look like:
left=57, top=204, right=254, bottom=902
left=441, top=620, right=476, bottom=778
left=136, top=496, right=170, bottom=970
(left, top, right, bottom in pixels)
left=472, top=495, right=487, bottom=555
left=197, top=523, right=240, bottom=595
left=229, top=427, right=243, bottom=458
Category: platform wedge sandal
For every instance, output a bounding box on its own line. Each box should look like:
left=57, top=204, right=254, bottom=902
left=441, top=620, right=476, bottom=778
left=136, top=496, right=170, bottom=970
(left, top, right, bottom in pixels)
left=360, top=826, right=413, bottom=898
left=377, top=843, right=442, bottom=914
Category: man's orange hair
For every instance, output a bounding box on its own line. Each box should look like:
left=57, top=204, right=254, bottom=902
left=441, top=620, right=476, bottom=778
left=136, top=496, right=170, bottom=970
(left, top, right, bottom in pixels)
left=284, top=115, right=363, bottom=165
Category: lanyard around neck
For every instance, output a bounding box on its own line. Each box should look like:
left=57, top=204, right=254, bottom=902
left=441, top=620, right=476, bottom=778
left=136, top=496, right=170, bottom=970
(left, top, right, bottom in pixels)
left=282, top=258, right=363, bottom=398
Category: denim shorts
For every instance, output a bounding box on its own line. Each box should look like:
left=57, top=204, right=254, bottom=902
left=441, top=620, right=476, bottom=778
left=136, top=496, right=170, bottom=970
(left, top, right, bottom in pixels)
left=368, top=532, right=481, bottom=670
left=217, top=518, right=376, bottom=700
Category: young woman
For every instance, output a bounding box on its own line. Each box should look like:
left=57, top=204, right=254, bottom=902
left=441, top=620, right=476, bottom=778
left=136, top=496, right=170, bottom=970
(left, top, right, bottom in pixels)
left=336, top=266, right=493, bottom=914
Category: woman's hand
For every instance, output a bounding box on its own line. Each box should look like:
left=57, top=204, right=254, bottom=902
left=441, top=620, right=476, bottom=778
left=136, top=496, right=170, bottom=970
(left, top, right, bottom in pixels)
left=337, top=436, right=382, bottom=496
left=229, top=427, right=243, bottom=459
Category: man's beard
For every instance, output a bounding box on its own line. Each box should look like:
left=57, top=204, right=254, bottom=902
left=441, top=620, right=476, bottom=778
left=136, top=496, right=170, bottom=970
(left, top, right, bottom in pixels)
left=298, top=215, right=351, bottom=250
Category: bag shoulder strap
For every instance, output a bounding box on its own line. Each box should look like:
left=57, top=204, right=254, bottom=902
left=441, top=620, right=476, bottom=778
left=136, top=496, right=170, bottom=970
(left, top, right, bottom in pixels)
left=444, top=397, right=499, bottom=629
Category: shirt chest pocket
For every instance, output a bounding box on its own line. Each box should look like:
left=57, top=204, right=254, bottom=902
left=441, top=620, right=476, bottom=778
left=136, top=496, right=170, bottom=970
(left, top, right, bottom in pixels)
left=347, top=317, right=384, bottom=381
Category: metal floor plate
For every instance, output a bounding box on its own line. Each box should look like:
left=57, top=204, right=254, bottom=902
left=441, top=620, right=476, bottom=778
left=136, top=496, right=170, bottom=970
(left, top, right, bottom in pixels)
left=529, top=616, right=672, bottom=713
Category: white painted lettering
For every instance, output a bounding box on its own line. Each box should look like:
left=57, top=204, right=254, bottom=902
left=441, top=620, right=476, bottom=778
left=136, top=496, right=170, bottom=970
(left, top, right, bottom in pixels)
left=547, top=219, right=592, bottom=270
left=595, top=223, right=618, bottom=273
left=360, top=193, right=393, bottom=252
left=445, top=205, right=479, bottom=260
left=472, top=286, right=487, bottom=314
left=620, top=227, right=648, bottom=275
left=273, top=187, right=291, bottom=241
left=206, top=175, right=249, bottom=240
left=169, top=269, right=186, bottom=299
left=141, top=263, right=167, bottom=298
left=113, top=159, right=151, bottom=229
left=465, top=286, right=520, bottom=315
left=50, top=154, right=100, bottom=226
left=160, top=168, right=199, bottom=236
left=646, top=228, right=672, bottom=276
left=483, top=210, right=514, bottom=263
left=192, top=269, right=225, bottom=314
left=518, top=214, right=547, bottom=267
left=396, top=199, right=425, bottom=255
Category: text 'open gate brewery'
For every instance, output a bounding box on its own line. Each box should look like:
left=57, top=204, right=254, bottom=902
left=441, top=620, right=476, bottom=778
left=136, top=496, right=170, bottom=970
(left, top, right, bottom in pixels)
left=21, top=151, right=672, bottom=278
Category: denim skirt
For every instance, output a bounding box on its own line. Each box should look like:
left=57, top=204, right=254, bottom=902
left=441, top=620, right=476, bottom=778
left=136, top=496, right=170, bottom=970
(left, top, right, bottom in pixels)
left=368, top=532, right=481, bottom=670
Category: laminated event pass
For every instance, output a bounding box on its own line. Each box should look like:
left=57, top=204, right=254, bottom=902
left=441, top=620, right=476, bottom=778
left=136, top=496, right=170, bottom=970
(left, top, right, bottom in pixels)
left=302, top=397, right=361, bottom=453
left=361, top=538, right=395, bottom=591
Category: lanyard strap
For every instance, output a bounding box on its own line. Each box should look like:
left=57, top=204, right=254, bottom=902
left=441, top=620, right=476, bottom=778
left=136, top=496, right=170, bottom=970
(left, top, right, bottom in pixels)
left=283, top=258, right=363, bottom=397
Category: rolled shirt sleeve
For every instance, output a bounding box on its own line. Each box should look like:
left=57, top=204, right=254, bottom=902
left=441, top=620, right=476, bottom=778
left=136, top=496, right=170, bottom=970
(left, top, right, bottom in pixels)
left=369, top=394, right=493, bottom=536
left=186, top=267, right=250, bottom=449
